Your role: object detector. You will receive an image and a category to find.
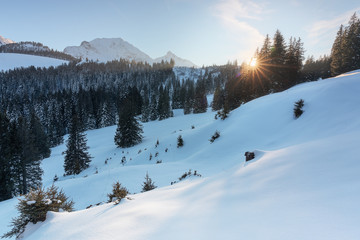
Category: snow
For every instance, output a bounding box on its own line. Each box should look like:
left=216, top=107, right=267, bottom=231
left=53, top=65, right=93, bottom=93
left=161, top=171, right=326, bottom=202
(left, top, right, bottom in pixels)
left=155, top=51, right=197, bottom=68
left=0, top=53, right=68, bottom=72
left=64, top=38, right=197, bottom=67
left=0, top=35, right=14, bottom=45
left=64, top=38, right=154, bottom=64
left=1, top=70, right=360, bottom=239
left=173, top=66, right=205, bottom=82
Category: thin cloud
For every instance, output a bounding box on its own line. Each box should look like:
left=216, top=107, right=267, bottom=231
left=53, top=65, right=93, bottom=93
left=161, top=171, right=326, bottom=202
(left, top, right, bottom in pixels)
left=308, top=8, right=360, bottom=45
left=212, top=0, right=266, bottom=61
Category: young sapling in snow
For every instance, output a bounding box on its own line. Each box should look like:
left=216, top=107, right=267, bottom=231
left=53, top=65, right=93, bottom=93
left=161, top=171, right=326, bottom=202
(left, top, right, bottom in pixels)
left=177, top=135, right=184, bottom=148
left=141, top=172, right=157, bottom=192
left=294, top=99, right=305, bottom=119
left=121, top=156, right=126, bottom=165
left=107, top=182, right=128, bottom=205
left=209, top=130, right=221, bottom=143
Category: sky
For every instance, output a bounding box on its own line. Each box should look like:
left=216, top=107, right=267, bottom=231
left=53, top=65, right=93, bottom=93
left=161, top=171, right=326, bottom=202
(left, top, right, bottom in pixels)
left=1, top=0, right=359, bottom=66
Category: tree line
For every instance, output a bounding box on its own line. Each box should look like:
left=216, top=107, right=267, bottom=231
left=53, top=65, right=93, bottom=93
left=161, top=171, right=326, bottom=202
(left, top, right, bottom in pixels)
left=212, top=13, right=360, bottom=113
left=0, top=41, right=77, bottom=61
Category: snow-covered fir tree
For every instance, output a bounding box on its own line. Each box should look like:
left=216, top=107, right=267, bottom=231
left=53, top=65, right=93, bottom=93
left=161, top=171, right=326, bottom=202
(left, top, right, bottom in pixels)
left=114, top=94, right=143, bottom=148
left=63, top=107, right=92, bottom=175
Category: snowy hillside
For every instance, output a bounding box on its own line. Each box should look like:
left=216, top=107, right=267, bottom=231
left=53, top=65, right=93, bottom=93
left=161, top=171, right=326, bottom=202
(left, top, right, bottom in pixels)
left=1, top=71, right=360, bottom=239
left=0, top=35, right=14, bottom=45
left=155, top=51, right=197, bottom=68
left=0, top=53, right=68, bottom=72
left=64, top=38, right=153, bottom=64
left=64, top=38, right=197, bottom=67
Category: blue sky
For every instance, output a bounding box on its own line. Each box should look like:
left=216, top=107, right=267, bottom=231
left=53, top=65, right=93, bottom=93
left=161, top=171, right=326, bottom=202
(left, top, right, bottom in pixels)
left=1, top=0, right=359, bottom=66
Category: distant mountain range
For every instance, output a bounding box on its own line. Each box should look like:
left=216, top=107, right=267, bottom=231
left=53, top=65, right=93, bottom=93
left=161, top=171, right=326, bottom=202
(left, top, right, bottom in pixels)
left=64, top=38, right=197, bottom=68
left=0, top=35, right=198, bottom=67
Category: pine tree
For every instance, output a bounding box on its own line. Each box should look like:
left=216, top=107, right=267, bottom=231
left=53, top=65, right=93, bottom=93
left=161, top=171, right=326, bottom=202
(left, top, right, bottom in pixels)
left=114, top=97, right=143, bottom=148
left=107, top=181, right=128, bottom=204
left=15, top=117, right=43, bottom=194
left=149, top=94, right=159, bottom=121
left=157, top=86, right=172, bottom=120
left=212, top=85, right=224, bottom=111
left=331, top=25, right=345, bottom=76
left=342, top=13, right=360, bottom=73
left=294, top=99, right=305, bottom=119
left=0, top=112, right=13, bottom=201
left=259, top=34, right=272, bottom=60
left=270, top=29, right=287, bottom=91
left=184, top=81, right=195, bottom=115
left=63, top=107, right=92, bottom=175
left=141, top=172, right=157, bottom=192
left=2, top=185, right=74, bottom=239
left=177, top=135, right=184, bottom=148
left=29, top=112, right=51, bottom=159
left=193, top=79, right=208, bottom=113
left=284, top=37, right=304, bottom=88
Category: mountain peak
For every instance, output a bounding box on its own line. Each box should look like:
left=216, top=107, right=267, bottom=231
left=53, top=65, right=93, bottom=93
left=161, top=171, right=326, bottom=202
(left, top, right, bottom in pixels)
left=0, top=35, right=15, bottom=45
left=64, top=37, right=197, bottom=67
left=155, top=51, right=197, bottom=68
left=64, top=37, right=153, bottom=63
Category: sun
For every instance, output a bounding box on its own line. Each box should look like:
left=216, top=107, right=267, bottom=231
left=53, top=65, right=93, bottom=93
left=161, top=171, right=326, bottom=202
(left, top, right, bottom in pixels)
left=249, top=58, right=257, bottom=67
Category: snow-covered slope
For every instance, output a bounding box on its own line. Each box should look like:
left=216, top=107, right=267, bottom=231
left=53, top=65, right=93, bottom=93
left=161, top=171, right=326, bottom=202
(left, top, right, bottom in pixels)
left=0, top=35, right=14, bottom=45
left=64, top=38, right=197, bottom=67
left=64, top=38, right=153, bottom=64
left=2, top=71, right=360, bottom=240
left=155, top=51, right=197, bottom=68
left=0, top=53, right=68, bottom=72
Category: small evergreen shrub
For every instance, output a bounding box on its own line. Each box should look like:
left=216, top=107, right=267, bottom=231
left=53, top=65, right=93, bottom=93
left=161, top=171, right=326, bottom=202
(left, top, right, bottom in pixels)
left=149, top=153, right=153, bottom=161
left=177, top=135, right=184, bottom=148
left=171, top=169, right=202, bottom=185
left=209, top=130, right=220, bottom=143
left=141, top=172, right=157, bottom=192
left=121, top=156, right=126, bottom=165
left=107, top=181, right=128, bottom=204
left=2, top=185, right=74, bottom=239
left=294, top=99, right=305, bottom=119
left=215, top=106, right=229, bottom=120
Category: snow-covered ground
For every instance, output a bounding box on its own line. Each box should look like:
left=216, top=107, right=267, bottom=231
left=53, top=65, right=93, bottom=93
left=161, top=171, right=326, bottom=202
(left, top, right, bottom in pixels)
left=0, top=53, right=68, bottom=72
left=1, top=70, right=360, bottom=239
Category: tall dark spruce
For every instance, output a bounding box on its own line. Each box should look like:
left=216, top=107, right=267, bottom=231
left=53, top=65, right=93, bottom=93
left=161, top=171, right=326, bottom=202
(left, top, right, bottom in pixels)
left=63, top=107, right=92, bottom=175
left=114, top=94, right=143, bottom=148
left=0, top=112, right=12, bottom=201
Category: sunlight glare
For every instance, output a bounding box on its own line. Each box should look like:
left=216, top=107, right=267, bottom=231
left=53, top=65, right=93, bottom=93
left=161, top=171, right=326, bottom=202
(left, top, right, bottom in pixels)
left=250, top=58, right=257, bottom=67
